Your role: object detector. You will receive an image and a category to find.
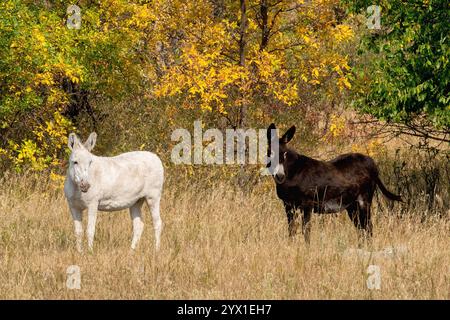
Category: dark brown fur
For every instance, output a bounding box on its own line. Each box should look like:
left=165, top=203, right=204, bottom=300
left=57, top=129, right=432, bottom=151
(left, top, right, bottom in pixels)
left=267, top=123, right=402, bottom=244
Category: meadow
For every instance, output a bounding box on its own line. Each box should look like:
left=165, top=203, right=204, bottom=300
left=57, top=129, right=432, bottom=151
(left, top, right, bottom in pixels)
left=0, top=169, right=448, bottom=299
left=0, top=0, right=449, bottom=301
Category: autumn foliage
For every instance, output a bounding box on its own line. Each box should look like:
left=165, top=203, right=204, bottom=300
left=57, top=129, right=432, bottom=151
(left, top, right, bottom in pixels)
left=0, top=0, right=448, bottom=173
left=0, top=0, right=359, bottom=172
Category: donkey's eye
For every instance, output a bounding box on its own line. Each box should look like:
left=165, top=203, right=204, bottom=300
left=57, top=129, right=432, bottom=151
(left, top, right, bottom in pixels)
left=73, top=161, right=78, bottom=165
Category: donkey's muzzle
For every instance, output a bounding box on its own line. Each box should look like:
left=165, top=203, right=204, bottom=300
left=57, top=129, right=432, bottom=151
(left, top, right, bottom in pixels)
left=79, top=181, right=91, bottom=193
left=274, top=173, right=286, bottom=184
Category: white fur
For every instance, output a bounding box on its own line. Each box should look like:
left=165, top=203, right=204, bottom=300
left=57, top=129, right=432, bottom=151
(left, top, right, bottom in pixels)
left=323, top=200, right=343, bottom=213
left=273, top=163, right=284, bottom=176
left=64, top=133, right=164, bottom=252
left=357, top=194, right=365, bottom=207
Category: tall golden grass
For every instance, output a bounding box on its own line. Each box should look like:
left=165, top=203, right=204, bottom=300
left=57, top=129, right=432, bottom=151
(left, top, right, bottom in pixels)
left=0, top=173, right=448, bottom=299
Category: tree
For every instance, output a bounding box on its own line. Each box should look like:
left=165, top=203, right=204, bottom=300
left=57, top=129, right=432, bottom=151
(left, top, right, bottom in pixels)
left=0, top=0, right=156, bottom=170
left=0, top=0, right=359, bottom=172
left=153, top=0, right=356, bottom=129
left=346, top=0, right=450, bottom=142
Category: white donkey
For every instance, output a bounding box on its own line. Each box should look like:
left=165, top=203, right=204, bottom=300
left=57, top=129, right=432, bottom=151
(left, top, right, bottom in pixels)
left=64, top=132, right=164, bottom=252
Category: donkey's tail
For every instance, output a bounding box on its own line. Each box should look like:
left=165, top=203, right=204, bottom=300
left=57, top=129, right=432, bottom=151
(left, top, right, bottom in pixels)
left=375, top=176, right=403, bottom=202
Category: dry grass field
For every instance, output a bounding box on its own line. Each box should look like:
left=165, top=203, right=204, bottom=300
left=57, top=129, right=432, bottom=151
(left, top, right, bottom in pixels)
left=0, top=173, right=448, bottom=300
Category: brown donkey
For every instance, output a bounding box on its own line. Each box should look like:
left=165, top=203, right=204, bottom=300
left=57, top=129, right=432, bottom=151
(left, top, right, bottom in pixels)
left=266, top=123, right=402, bottom=244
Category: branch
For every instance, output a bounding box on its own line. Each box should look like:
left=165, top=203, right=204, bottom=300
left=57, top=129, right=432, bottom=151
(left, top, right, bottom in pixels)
left=268, top=41, right=304, bottom=53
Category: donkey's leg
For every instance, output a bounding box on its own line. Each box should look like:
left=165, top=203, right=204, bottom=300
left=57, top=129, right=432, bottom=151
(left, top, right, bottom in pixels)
left=348, top=202, right=372, bottom=247
left=302, top=208, right=312, bottom=245
left=69, top=206, right=83, bottom=253
left=363, top=187, right=375, bottom=240
left=285, top=203, right=299, bottom=237
left=146, top=196, right=162, bottom=251
left=130, top=200, right=145, bottom=250
left=347, top=204, right=363, bottom=246
left=356, top=208, right=373, bottom=248
left=357, top=192, right=373, bottom=239
left=347, top=204, right=359, bottom=226
left=86, top=203, right=98, bottom=251
left=358, top=206, right=373, bottom=239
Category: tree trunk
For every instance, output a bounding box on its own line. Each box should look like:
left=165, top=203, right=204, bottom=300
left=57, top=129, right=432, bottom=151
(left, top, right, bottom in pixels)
left=237, top=0, right=250, bottom=188
left=238, top=0, right=247, bottom=129
left=260, top=0, right=269, bottom=51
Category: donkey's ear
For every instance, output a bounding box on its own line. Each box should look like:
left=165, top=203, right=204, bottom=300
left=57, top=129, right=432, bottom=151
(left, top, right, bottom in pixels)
left=267, top=123, right=277, bottom=142
left=84, top=132, right=97, bottom=152
left=281, top=125, right=296, bottom=144
left=68, top=133, right=79, bottom=150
